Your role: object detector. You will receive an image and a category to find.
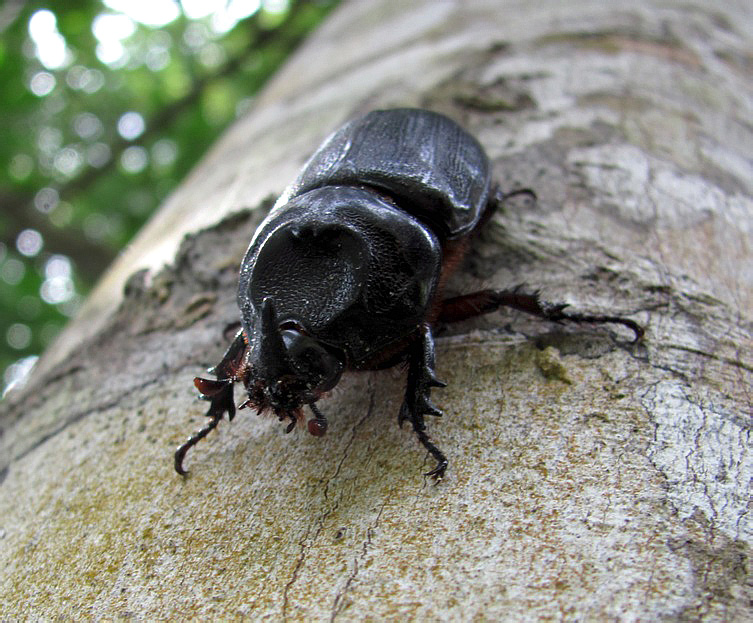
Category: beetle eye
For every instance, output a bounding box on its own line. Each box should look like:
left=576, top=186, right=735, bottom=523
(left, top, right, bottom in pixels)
left=281, top=329, right=343, bottom=392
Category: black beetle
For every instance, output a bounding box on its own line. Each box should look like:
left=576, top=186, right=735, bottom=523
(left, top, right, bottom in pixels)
left=175, top=108, right=642, bottom=480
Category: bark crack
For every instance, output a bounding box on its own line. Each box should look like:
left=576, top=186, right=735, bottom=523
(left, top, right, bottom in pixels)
left=329, top=498, right=387, bottom=621
left=5, top=374, right=163, bottom=468
left=281, top=386, right=376, bottom=621
left=664, top=344, right=753, bottom=374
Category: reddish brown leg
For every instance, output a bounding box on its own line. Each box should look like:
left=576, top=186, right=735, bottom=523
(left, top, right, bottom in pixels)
left=439, top=286, right=643, bottom=342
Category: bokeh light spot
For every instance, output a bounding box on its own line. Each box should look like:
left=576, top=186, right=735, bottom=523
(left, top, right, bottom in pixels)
left=117, top=111, right=146, bottom=140
left=92, top=13, right=135, bottom=66
left=183, top=22, right=209, bottom=49
left=28, top=10, right=69, bottom=69
left=54, top=147, right=83, bottom=177
left=211, top=0, right=261, bottom=33
left=87, top=143, right=112, bottom=168
left=121, top=145, right=148, bottom=173
left=182, top=0, right=223, bottom=20
left=146, top=46, right=170, bottom=71
left=198, top=42, right=225, bottom=68
left=34, top=187, right=60, bottom=214
left=37, top=127, right=63, bottom=154
left=7, top=324, right=32, bottom=350
left=41, top=256, right=76, bottom=305
left=73, top=112, right=103, bottom=139
left=1, top=259, right=26, bottom=285
left=152, top=139, right=177, bottom=167
left=9, top=154, right=34, bottom=180
left=16, top=229, right=44, bottom=257
left=29, top=71, right=56, bottom=96
left=45, top=255, right=73, bottom=279
left=104, top=0, right=181, bottom=27
left=67, top=66, right=106, bottom=93
left=40, top=277, right=75, bottom=304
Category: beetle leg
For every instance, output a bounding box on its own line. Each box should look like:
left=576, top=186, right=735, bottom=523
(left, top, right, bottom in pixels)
left=479, top=186, right=538, bottom=227
left=174, top=414, right=222, bottom=475
left=174, top=329, right=248, bottom=475
left=439, top=286, right=643, bottom=342
left=205, top=328, right=248, bottom=401
left=399, top=323, right=449, bottom=481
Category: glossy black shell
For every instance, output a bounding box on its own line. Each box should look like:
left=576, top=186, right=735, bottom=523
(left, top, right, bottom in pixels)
left=276, top=108, right=492, bottom=239
left=238, top=186, right=441, bottom=366
left=238, top=109, right=490, bottom=367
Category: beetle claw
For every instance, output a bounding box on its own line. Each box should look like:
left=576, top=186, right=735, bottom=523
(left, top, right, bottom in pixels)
left=427, top=371, right=447, bottom=388
left=419, top=397, right=443, bottom=418
left=415, top=428, right=448, bottom=484
left=423, top=458, right=448, bottom=482
left=397, top=402, right=410, bottom=428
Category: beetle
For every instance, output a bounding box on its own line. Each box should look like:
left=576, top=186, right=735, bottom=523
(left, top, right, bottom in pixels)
left=174, top=108, right=642, bottom=480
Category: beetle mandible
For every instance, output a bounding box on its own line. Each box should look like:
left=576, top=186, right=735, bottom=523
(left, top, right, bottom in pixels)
left=174, top=108, right=642, bottom=481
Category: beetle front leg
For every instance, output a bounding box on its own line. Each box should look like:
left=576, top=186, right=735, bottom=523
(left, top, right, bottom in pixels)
left=399, top=323, right=449, bottom=481
left=175, top=329, right=248, bottom=475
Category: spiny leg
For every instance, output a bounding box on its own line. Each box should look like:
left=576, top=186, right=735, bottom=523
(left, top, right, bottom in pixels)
left=399, top=323, right=448, bottom=481
left=174, top=413, right=222, bottom=475
left=175, top=328, right=247, bottom=475
left=439, top=286, right=643, bottom=341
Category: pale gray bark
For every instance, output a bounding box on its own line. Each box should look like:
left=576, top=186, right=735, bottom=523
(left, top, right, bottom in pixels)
left=1, top=1, right=751, bottom=619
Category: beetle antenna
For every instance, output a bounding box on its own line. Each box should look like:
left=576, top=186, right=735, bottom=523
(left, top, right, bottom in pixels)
left=174, top=413, right=223, bottom=475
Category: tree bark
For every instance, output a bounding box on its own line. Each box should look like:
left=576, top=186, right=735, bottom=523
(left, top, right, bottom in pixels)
left=1, top=0, right=751, bottom=619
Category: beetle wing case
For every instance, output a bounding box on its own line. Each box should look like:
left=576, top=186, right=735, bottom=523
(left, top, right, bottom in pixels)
left=276, top=108, right=492, bottom=239
left=238, top=185, right=442, bottom=367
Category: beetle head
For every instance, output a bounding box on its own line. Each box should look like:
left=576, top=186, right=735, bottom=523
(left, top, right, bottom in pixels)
left=242, top=297, right=343, bottom=430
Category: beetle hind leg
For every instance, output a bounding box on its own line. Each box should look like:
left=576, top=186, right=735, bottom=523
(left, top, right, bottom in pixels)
left=439, top=286, right=643, bottom=342
left=400, top=323, right=449, bottom=481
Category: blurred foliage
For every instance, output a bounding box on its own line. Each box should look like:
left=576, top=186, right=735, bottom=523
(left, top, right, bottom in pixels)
left=0, top=0, right=338, bottom=394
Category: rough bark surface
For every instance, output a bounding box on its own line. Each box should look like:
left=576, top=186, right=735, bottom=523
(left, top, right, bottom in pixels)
left=1, top=1, right=751, bottom=619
